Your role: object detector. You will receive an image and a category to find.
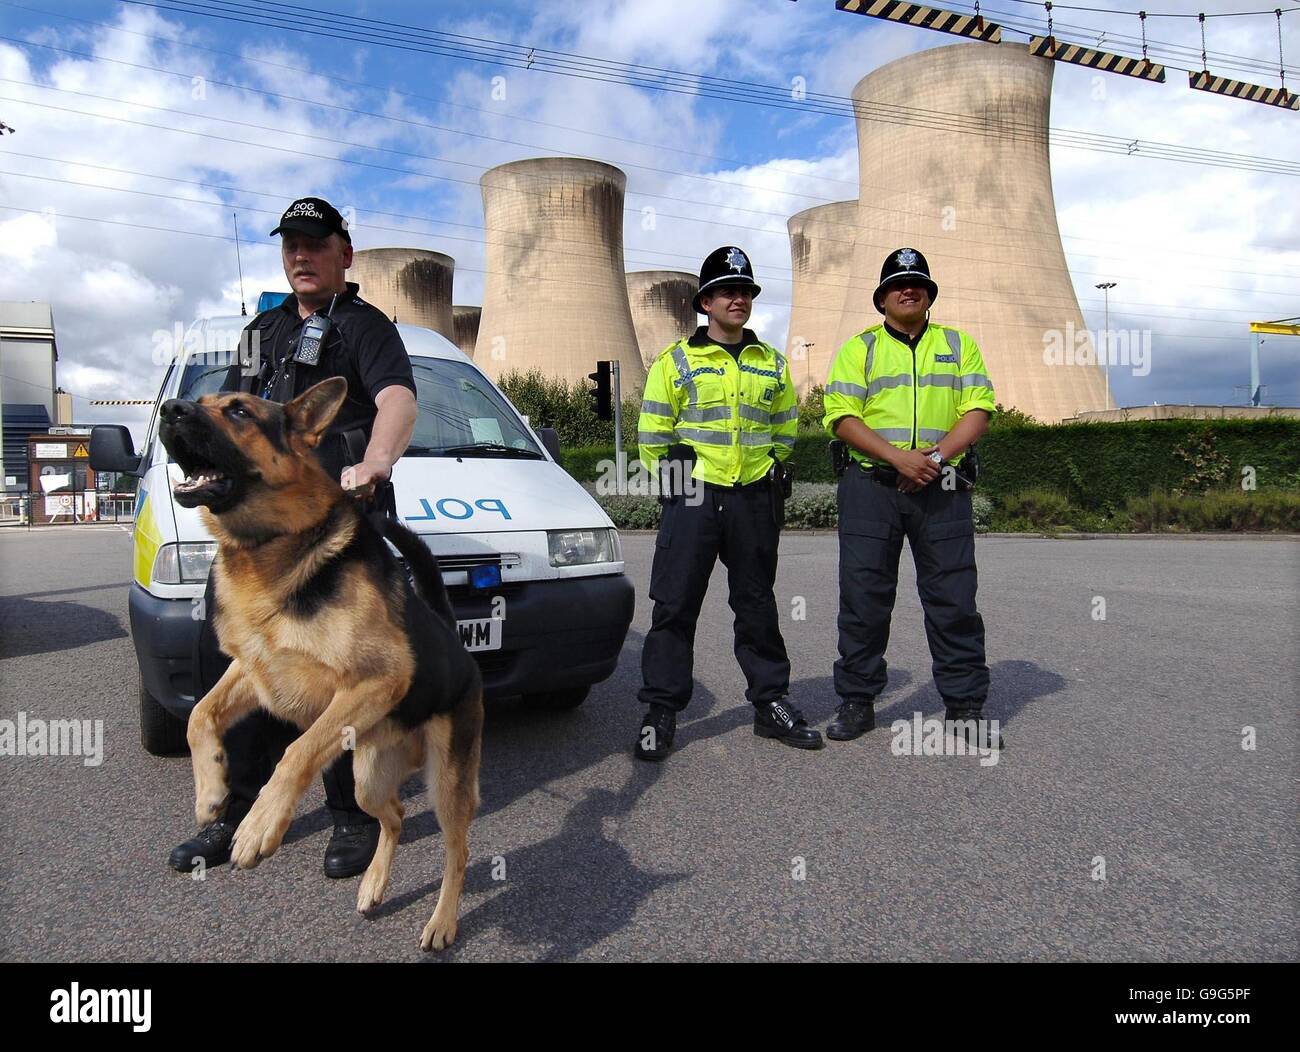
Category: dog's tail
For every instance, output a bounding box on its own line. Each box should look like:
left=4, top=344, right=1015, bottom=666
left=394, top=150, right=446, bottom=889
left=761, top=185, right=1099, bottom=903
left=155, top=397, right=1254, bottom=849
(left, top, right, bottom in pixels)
left=379, top=517, right=457, bottom=626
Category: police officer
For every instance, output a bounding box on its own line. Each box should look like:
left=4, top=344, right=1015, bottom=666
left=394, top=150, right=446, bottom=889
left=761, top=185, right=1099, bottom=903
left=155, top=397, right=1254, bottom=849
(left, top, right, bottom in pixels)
left=167, top=197, right=419, bottom=876
left=634, top=246, right=821, bottom=760
left=822, top=247, right=999, bottom=744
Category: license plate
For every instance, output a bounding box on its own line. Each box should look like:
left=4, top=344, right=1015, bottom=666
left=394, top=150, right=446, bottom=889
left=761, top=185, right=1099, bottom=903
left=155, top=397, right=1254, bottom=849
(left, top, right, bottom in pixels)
left=457, top=617, right=501, bottom=652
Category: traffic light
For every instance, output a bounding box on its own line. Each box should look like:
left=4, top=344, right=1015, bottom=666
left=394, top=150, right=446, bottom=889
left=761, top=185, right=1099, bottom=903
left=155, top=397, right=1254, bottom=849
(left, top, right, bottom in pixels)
left=588, top=361, right=612, bottom=421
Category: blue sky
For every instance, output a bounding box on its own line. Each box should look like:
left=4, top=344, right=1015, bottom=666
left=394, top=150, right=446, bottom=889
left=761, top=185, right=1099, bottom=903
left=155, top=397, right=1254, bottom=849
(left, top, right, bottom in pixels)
left=1, top=0, right=1297, bottom=432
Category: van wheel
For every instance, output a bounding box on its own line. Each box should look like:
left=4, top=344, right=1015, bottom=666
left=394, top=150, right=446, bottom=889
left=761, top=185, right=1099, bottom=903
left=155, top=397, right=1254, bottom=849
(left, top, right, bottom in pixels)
left=140, top=681, right=189, bottom=756
left=525, top=686, right=590, bottom=710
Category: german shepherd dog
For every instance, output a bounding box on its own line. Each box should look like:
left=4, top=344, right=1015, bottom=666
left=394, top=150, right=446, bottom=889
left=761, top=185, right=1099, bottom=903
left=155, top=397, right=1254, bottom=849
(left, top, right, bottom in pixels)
left=158, top=377, right=483, bottom=951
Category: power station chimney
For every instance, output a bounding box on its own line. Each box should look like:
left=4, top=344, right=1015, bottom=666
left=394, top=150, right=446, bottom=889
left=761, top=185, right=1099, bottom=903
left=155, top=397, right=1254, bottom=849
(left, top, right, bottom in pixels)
left=787, top=200, right=858, bottom=398
left=350, top=248, right=455, bottom=338
left=836, top=43, right=1108, bottom=422
left=626, top=270, right=698, bottom=370
left=476, top=157, right=645, bottom=389
left=452, top=305, right=481, bottom=359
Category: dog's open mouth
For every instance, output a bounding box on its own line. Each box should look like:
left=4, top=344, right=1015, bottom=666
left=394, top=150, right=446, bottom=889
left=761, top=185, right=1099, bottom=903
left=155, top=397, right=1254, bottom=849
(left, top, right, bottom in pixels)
left=172, top=463, right=235, bottom=506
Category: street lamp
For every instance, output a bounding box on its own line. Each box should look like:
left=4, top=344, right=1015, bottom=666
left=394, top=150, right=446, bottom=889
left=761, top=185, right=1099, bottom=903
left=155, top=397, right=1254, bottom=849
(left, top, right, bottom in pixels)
left=1095, top=282, right=1117, bottom=410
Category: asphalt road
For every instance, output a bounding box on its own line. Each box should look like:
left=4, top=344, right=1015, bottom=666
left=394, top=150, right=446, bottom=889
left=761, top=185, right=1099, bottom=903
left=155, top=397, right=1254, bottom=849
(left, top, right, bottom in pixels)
left=1, top=524, right=1296, bottom=962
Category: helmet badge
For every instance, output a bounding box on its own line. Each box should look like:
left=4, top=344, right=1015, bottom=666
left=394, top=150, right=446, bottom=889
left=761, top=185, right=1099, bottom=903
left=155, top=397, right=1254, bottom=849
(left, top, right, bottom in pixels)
left=725, top=247, right=748, bottom=272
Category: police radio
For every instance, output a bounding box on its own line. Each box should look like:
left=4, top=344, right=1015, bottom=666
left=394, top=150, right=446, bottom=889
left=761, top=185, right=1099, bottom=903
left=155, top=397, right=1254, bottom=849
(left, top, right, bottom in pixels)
left=293, top=293, right=338, bottom=366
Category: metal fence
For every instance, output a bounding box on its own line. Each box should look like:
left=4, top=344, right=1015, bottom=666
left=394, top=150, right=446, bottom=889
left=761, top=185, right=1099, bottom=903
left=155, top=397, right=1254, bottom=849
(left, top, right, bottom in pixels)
left=0, top=493, right=137, bottom=528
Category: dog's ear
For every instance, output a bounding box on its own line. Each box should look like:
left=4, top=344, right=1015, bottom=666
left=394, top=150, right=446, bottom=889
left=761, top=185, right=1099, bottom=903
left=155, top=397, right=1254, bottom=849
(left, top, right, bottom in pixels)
left=285, top=377, right=348, bottom=446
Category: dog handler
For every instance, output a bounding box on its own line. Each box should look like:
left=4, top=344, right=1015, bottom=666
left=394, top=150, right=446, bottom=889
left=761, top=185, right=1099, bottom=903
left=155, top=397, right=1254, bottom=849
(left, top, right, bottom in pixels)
left=634, top=246, right=818, bottom=760
left=168, top=197, right=418, bottom=877
left=822, top=247, right=998, bottom=744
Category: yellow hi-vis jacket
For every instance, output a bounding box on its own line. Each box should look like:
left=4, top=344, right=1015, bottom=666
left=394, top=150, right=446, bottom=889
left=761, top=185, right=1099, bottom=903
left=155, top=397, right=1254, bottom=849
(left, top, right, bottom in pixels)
left=638, top=327, right=798, bottom=487
left=822, top=323, right=996, bottom=468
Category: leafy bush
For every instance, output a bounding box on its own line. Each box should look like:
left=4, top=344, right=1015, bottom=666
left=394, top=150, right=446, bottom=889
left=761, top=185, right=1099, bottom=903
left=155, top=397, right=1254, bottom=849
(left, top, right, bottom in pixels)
left=1124, top=488, right=1300, bottom=532
left=497, top=370, right=641, bottom=448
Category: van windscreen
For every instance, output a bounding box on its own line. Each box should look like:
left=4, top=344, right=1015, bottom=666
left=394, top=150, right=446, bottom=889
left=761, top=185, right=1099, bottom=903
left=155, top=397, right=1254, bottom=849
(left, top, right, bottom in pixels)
left=408, top=358, right=542, bottom=458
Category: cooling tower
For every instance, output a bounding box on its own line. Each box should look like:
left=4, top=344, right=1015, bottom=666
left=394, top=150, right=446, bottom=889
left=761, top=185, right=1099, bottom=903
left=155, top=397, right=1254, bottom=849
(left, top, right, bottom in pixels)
left=787, top=200, right=858, bottom=397
left=476, top=157, right=646, bottom=389
left=626, top=270, right=698, bottom=369
left=452, top=305, right=480, bottom=358
left=350, top=248, right=454, bottom=338
left=836, top=42, right=1108, bottom=422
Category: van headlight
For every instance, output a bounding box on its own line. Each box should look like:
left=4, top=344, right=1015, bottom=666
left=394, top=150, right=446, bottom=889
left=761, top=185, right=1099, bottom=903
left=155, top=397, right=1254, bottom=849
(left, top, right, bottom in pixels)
left=153, top=541, right=217, bottom=584
left=547, top=528, right=619, bottom=567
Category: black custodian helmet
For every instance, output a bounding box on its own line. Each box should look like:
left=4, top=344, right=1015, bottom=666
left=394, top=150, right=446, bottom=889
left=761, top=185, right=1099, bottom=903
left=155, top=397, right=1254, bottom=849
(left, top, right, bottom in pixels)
left=693, top=246, right=762, bottom=314
left=873, top=247, right=938, bottom=313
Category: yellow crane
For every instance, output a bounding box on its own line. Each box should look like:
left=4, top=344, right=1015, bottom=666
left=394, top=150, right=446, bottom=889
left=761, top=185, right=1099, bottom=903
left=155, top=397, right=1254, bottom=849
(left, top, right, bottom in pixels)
left=1245, top=318, right=1299, bottom=406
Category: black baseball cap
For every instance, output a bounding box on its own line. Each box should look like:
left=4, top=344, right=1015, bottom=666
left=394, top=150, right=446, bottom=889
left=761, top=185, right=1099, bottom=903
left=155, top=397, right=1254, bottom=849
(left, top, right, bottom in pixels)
left=269, top=197, right=351, bottom=242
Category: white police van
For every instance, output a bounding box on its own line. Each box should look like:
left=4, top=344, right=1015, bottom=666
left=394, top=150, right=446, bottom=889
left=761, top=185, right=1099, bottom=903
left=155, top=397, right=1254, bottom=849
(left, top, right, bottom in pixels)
left=92, top=312, right=634, bottom=754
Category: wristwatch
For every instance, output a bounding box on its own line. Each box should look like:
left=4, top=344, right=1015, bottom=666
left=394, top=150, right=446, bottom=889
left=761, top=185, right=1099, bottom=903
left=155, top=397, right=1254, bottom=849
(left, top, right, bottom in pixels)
left=927, top=450, right=946, bottom=467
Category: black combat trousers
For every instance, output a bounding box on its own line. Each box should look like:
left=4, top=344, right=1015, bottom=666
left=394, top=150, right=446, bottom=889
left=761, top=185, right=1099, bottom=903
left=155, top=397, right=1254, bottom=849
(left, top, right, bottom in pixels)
left=639, top=479, right=790, bottom=712
left=833, top=466, right=989, bottom=709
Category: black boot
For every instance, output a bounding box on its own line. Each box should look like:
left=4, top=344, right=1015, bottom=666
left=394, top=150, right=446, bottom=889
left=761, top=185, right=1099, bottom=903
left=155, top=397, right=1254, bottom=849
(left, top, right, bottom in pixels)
left=826, top=698, right=875, bottom=741
left=944, top=705, right=1005, bottom=751
left=754, top=699, right=823, bottom=750
left=324, top=814, right=381, bottom=879
left=167, top=800, right=249, bottom=872
left=634, top=705, right=677, bottom=762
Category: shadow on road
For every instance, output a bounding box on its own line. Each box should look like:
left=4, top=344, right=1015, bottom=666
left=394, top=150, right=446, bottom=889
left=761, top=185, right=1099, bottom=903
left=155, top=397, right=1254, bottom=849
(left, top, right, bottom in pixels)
left=0, top=595, right=128, bottom=658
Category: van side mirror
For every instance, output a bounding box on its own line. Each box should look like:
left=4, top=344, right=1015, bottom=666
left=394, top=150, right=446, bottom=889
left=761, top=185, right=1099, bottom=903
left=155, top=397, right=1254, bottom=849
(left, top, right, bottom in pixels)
left=536, top=426, right=561, bottom=462
left=89, top=425, right=142, bottom=476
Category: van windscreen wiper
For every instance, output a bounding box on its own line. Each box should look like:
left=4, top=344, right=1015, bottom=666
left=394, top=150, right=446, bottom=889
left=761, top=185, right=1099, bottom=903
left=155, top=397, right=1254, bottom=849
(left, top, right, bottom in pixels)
left=421, top=442, right=545, bottom=459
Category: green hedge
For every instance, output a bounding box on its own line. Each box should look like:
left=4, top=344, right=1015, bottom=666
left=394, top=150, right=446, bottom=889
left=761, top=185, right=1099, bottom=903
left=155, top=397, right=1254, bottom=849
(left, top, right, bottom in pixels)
left=563, top=419, right=1300, bottom=513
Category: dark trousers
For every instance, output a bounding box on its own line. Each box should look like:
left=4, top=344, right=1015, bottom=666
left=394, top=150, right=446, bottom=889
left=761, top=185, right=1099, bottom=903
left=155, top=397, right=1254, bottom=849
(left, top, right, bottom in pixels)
left=639, top=480, right=790, bottom=712
left=834, top=467, right=989, bottom=707
left=194, top=573, right=372, bottom=826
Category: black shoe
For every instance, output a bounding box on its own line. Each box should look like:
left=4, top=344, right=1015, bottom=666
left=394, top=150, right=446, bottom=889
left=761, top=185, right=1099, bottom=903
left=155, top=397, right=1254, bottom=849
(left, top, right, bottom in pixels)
left=168, top=819, right=238, bottom=872
left=634, top=706, right=676, bottom=762
left=323, top=820, right=381, bottom=879
left=944, top=708, right=1005, bottom=751
left=826, top=698, right=875, bottom=741
left=754, top=700, right=824, bottom=750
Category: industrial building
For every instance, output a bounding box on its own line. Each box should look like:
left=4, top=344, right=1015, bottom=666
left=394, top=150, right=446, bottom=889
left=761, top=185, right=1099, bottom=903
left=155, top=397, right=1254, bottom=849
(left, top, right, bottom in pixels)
left=786, top=201, right=858, bottom=397
left=475, top=157, right=645, bottom=388
left=626, top=270, right=697, bottom=370
left=349, top=247, right=455, bottom=339
left=452, top=305, right=481, bottom=359
left=1, top=302, right=66, bottom=494
left=835, top=42, right=1109, bottom=423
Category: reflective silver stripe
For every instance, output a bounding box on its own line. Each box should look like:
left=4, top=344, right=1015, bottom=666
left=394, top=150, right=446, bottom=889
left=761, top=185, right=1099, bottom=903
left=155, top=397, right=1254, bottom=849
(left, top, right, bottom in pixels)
left=874, top=427, right=912, bottom=441
left=944, top=328, right=961, bottom=358
left=866, top=373, right=913, bottom=397
left=640, top=399, right=674, bottom=417
left=675, top=427, right=732, bottom=445
left=639, top=431, right=674, bottom=445
left=680, top=405, right=732, bottom=423
left=738, top=404, right=770, bottom=424
left=671, top=343, right=696, bottom=402
left=739, top=430, right=772, bottom=446
left=769, top=406, right=798, bottom=425
left=828, top=380, right=868, bottom=398
left=918, top=428, right=949, bottom=443
left=863, top=330, right=876, bottom=383
left=773, top=434, right=796, bottom=447
left=918, top=372, right=993, bottom=390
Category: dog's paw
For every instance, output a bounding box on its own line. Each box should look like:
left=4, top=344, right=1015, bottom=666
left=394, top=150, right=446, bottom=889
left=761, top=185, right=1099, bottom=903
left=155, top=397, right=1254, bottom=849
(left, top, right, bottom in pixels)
left=420, top=912, right=457, bottom=952
left=230, top=796, right=291, bottom=870
left=195, top=789, right=228, bottom=826
left=356, top=866, right=390, bottom=915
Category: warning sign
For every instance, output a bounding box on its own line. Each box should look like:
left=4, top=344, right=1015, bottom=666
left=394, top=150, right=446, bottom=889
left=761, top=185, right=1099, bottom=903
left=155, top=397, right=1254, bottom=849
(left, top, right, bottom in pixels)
left=73, top=443, right=89, bottom=458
